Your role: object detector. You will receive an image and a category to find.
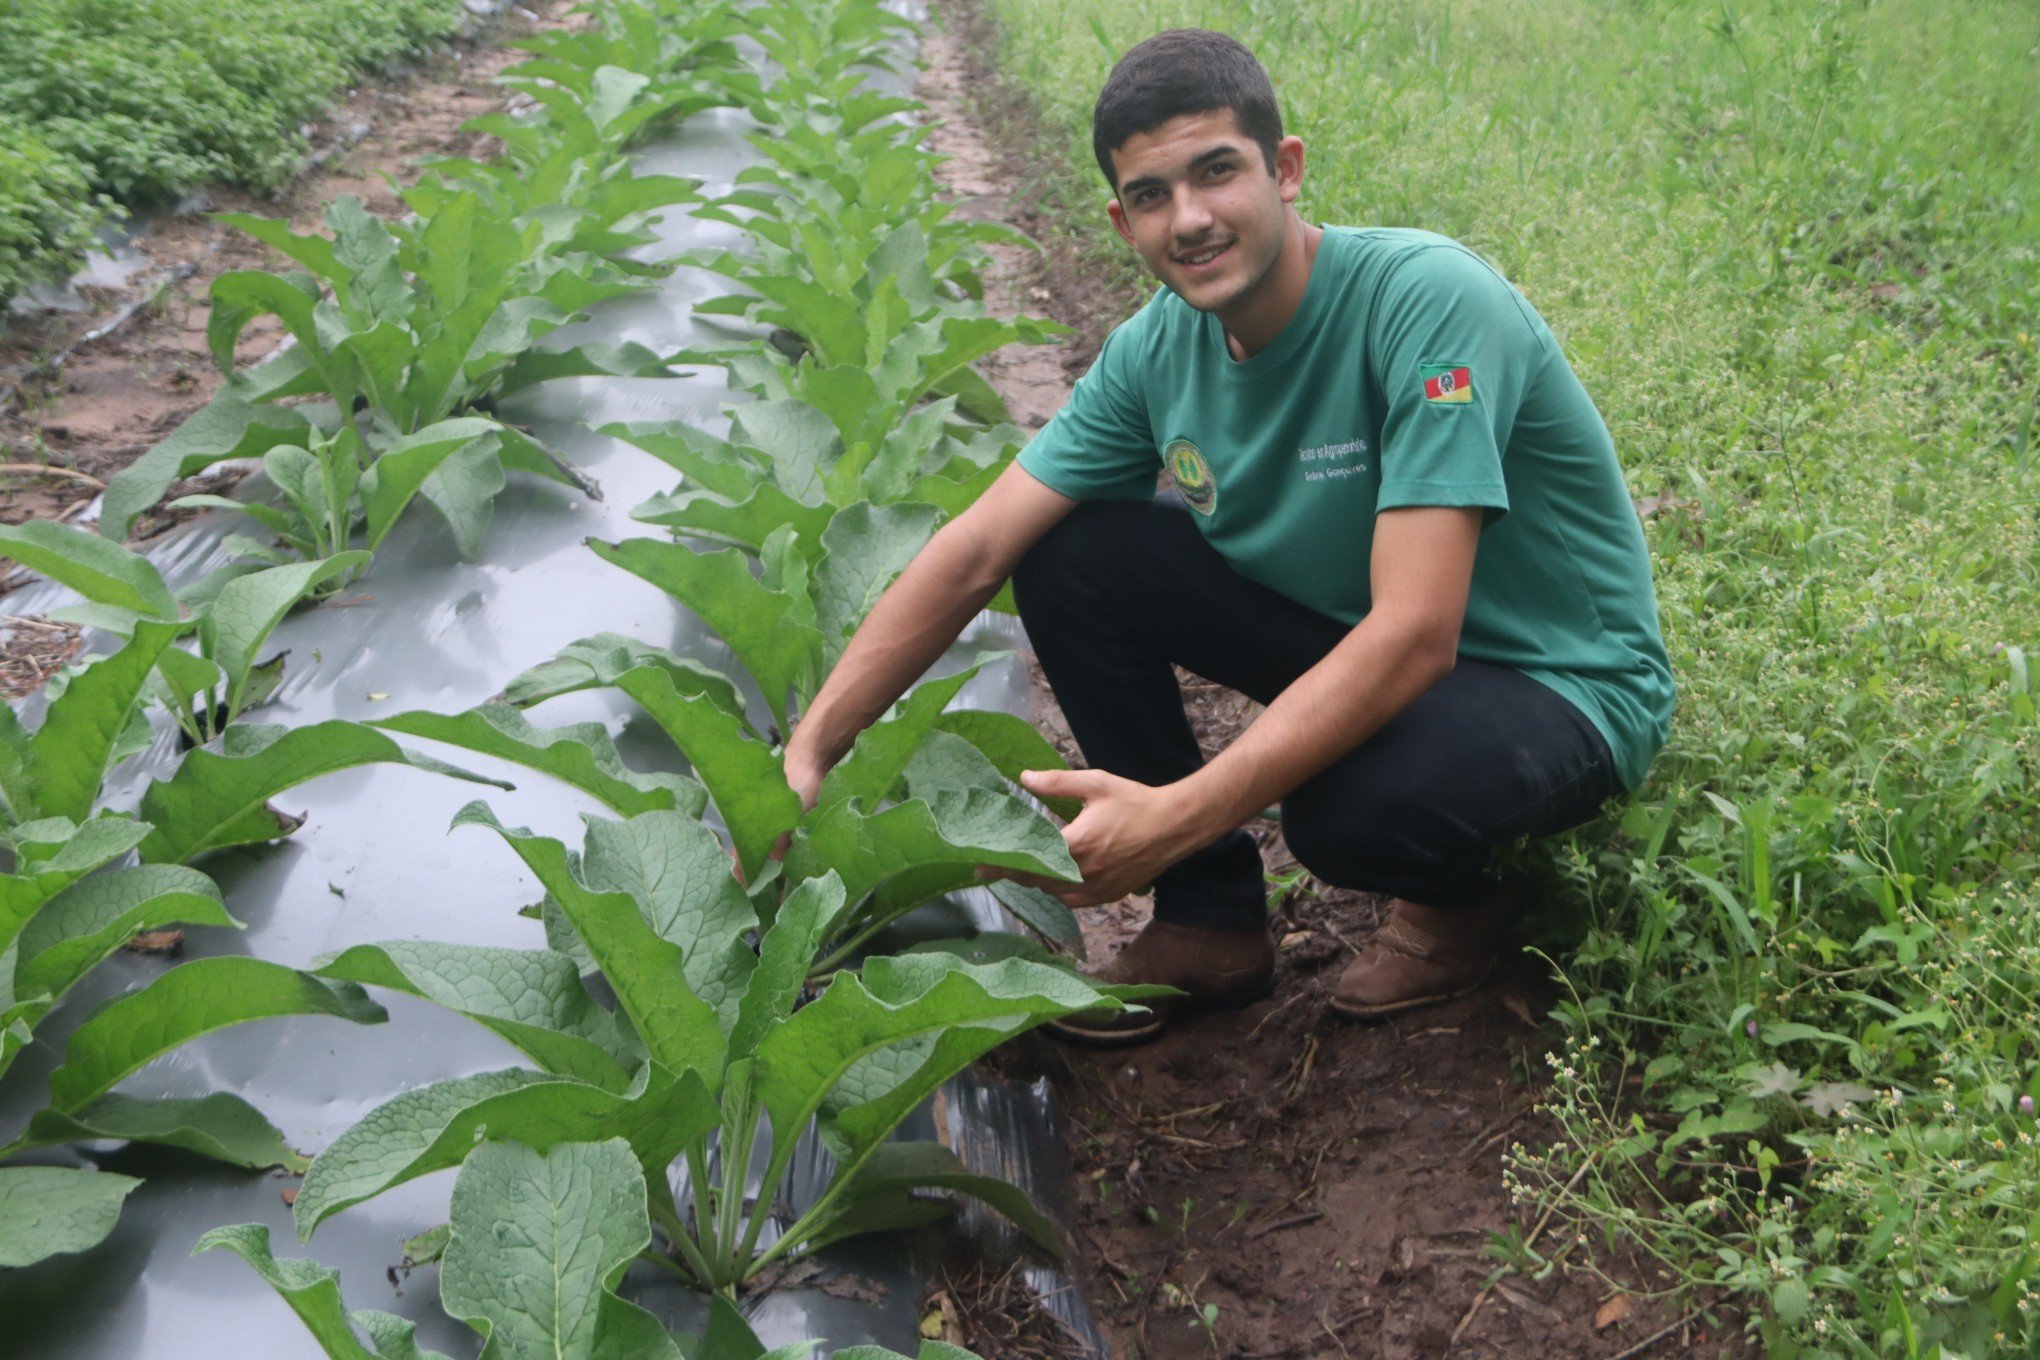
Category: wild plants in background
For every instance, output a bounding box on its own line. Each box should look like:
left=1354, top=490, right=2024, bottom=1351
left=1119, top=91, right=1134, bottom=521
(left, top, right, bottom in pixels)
left=987, top=0, right=2038, bottom=1350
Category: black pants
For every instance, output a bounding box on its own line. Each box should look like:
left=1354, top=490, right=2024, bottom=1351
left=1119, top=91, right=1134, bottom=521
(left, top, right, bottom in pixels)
left=1011, top=499, right=1623, bottom=931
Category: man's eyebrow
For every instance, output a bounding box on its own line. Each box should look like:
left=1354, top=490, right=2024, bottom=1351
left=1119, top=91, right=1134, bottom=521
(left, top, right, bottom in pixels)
left=1120, top=143, right=1246, bottom=197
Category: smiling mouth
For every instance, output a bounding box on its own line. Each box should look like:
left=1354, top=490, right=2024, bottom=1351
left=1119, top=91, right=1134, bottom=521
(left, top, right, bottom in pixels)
left=1174, top=240, right=1233, bottom=269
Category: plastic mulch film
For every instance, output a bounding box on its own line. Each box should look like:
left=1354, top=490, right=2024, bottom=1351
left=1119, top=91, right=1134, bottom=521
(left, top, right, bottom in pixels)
left=0, top=25, right=1108, bottom=1360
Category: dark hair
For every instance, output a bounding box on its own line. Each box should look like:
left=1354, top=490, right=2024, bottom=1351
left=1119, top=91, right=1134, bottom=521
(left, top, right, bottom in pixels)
left=1091, top=30, right=1282, bottom=189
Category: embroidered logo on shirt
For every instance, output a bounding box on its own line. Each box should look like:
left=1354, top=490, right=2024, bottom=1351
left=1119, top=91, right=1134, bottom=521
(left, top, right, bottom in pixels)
left=1421, top=362, right=1474, bottom=405
left=1165, top=438, right=1218, bottom=516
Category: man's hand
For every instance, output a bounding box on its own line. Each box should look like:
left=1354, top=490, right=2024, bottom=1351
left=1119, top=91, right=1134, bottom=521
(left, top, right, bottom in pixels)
left=763, top=743, right=829, bottom=869
left=978, top=768, right=1211, bottom=908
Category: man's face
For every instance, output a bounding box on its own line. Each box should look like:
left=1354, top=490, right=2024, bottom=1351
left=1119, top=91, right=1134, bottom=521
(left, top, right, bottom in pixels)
left=1106, top=109, right=1304, bottom=317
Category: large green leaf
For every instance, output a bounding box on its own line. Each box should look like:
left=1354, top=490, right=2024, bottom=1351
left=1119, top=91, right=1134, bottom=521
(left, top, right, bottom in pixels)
left=46, top=958, right=387, bottom=1112
left=99, top=394, right=315, bottom=542
left=216, top=214, right=342, bottom=284
left=200, top=554, right=370, bottom=718
left=786, top=788, right=1077, bottom=908
left=931, top=710, right=1078, bottom=819
left=14, top=863, right=235, bottom=1001
left=729, top=873, right=845, bottom=1061
left=137, top=720, right=510, bottom=864
left=601, top=422, right=761, bottom=501
left=0, top=1166, right=141, bottom=1267
left=0, top=700, right=29, bottom=824
left=632, top=483, right=835, bottom=560
left=15, top=814, right=146, bottom=873
left=694, top=1297, right=810, bottom=1360
left=441, top=1139, right=684, bottom=1360
left=815, top=666, right=981, bottom=813
left=0, top=520, right=176, bottom=618
left=208, top=270, right=327, bottom=380
left=576, top=811, right=756, bottom=1027
left=755, top=954, right=1120, bottom=1175
left=12, top=1092, right=304, bottom=1170
left=495, top=341, right=678, bottom=396
left=456, top=805, right=727, bottom=1085
left=294, top=1068, right=547, bottom=1236
left=419, top=438, right=510, bottom=559
left=372, top=703, right=706, bottom=818
left=898, top=729, right=1007, bottom=803
left=27, top=622, right=183, bottom=824
left=196, top=1223, right=453, bottom=1360
left=613, top=666, right=800, bottom=881
left=294, top=1065, right=716, bottom=1239
left=314, top=941, right=638, bottom=1090
left=589, top=538, right=821, bottom=728
left=811, top=502, right=942, bottom=660
left=502, top=633, right=749, bottom=724
left=803, top=1140, right=1060, bottom=1259
left=359, top=419, right=505, bottom=550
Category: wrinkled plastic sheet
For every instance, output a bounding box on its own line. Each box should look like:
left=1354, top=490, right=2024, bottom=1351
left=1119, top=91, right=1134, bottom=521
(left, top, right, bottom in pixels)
left=0, top=37, right=1105, bottom=1360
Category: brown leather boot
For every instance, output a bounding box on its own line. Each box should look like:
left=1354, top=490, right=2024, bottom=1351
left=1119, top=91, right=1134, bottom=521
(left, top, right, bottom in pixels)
left=1329, top=887, right=1521, bottom=1020
left=1046, top=919, right=1275, bottom=1046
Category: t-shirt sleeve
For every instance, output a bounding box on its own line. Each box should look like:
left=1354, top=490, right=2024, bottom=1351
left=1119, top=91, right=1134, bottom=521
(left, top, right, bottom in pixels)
left=1016, top=320, right=1159, bottom=501
left=1368, top=246, right=1544, bottom=525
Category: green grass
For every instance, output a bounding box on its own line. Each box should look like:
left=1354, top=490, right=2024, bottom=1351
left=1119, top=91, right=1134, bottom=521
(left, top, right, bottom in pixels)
left=979, top=0, right=2040, bottom=1353
left=0, top=0, right=474, bottom=304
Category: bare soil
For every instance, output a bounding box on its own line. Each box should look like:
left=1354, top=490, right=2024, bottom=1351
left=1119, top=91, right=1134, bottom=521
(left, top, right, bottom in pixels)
left=0, top=0, right=576, bottom=539
left=917, top=7, right=1751, bottom=1358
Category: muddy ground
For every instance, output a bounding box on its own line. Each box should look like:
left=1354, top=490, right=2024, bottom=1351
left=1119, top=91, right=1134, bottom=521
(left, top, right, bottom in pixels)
left=916, top=6, right=1748, bottom=1358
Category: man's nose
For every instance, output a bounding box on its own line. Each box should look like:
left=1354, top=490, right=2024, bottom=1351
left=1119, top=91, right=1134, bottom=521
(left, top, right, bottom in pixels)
left=1171, top=184, right=1216, bottom=238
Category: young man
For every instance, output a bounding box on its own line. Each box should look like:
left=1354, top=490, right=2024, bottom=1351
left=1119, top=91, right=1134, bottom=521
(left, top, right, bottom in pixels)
left=782, top=30, right=1674, bottom=1043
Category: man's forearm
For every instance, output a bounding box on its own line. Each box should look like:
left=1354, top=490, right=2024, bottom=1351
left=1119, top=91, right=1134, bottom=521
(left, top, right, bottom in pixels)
left=1169, top=612, right=1457, bottom=842
left=787, top=523, right=1008, bottom=772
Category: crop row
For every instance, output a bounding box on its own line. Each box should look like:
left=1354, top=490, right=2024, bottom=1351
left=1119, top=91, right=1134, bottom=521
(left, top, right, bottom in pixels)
left=1, top=0, right=1116, bottom=1354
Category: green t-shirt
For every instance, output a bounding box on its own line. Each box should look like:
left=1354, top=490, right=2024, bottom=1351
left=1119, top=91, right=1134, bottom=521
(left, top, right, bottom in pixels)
left=1017, top=225, right=1674, bottom=792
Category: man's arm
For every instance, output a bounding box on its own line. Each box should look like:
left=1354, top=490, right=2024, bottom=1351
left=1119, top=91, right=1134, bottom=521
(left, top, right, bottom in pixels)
left=782, top=462, right=1077, bottom=804
left=1007, top=506, right=1482, bottom=906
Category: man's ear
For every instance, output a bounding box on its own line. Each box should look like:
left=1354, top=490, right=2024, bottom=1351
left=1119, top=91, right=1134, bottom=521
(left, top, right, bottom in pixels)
left=1106, top=195, right=1136, bottom=247
left=1275, top=135, right=1307, bottom=205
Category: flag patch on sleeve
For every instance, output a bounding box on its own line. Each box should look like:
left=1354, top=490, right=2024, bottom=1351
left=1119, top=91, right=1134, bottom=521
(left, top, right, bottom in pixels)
left=1420, top=363, right=1473, bottom=404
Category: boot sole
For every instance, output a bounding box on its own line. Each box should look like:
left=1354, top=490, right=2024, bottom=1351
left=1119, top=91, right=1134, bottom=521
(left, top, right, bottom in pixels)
left=1044, top=979, right=1275, bottom=1049
left=1326, top=967, right=1491, bottom=1021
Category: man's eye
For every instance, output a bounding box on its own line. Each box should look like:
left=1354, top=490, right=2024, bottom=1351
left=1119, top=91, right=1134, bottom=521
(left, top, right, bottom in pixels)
left=1206, top=162, right=1236, bottom=180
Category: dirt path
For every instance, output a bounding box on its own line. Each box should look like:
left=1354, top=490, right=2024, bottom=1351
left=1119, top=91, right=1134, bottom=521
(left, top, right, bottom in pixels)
left=917, top=8, right=1745, bottom=1358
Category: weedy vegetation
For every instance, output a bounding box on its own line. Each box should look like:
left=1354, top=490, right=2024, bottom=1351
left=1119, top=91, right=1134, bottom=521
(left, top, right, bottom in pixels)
left=0, top=0, right=476, bottom=306
left=993, top=0, right=2039, bottom=1354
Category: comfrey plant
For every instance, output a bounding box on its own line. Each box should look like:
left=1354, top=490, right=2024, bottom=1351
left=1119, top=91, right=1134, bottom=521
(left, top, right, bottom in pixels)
left=207, top=1208, right=987, bottom=1360
left=94, top=74, right=703, bottom=562
left=0, top=618, right=520, bottom=1269
left=0, top=637, right=383, bottom=1267
left=247, top=804, right=1146, bottom=1293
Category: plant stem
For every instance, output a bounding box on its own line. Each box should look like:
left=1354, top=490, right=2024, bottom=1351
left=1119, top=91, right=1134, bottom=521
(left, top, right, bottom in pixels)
left=685, top=1144, right=717, bottom=1264
left=808, top=908, right=898, bottom=977
left=648, top=1186, right=716, bottom=1288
